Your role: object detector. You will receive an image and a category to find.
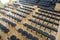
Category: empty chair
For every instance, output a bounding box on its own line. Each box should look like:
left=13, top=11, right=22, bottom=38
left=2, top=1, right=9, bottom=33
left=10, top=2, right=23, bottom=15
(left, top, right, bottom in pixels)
left=22, top=31, right=28, bottom=36
left=10, top=35, right=16, bottom=40
left=17, top=29, right=23, bottom=33
left=27, top=34, right=33, bottom=39
left=43, top=32, right=49, bottom=38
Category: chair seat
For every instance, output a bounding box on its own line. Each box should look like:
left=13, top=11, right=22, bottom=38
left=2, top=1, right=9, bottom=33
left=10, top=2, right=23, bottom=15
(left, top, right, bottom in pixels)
left=17, top=29, right=23, bottom=33
left=27, top=34, right=33, bottom=39
left=43, top=32, right=49, bottom=37
left=32, top=37, right=38, bottom=40
left=49, top=35, right=56, bottom=40
left=22, top=31, right=28, bottom=36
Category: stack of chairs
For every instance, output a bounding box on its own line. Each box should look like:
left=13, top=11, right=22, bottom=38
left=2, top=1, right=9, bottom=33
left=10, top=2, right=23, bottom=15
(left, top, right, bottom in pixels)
left=0, top=3, right=60, bottom=40
left=18, top=0, right=57, bottom=11
left=37, top=0, right=56, bottom=11
left=19, top=0, right=40, bottom=6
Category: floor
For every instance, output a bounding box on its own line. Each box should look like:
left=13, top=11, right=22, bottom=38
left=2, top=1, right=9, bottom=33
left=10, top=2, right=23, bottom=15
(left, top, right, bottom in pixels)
left=0, top=4, right=60, bottom=40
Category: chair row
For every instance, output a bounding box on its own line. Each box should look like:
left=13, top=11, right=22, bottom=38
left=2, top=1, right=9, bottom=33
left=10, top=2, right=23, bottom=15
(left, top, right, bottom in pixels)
left=6, top=5, right=14, bottom=9
left=23, top=23, right=56, bottom=40
left=36, top=12, right=60, bottom=21
left=32, top=15, right=59, bottom=26
left=1, top=8, right=10, bottom=12
left=38, top=9, right=60, bottom=14
left=13, top=4, right=20, bottom=8
left=0, top=23, right=9, bottom=33
left=8, top=14, right=22, bottom=22
left=16, top=9, right=30, bottom=15
left=22, top=6, right=35, bottom=10
left=20, top=8, right=33, bottom=12
left=8, top=4, right=13, bottom=6
left=28, top=19, right=58, bottom=33
left=5, top=6, right=13, bottom=9
left=38, top=10, right=60, bottom=17
left=0, top=11, right=22, bottom=22
left=17, top=28, right=38, bottom=40
left=11, top=12, right=26, bottom=18
left=0, top=18, right=16, bottom=27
